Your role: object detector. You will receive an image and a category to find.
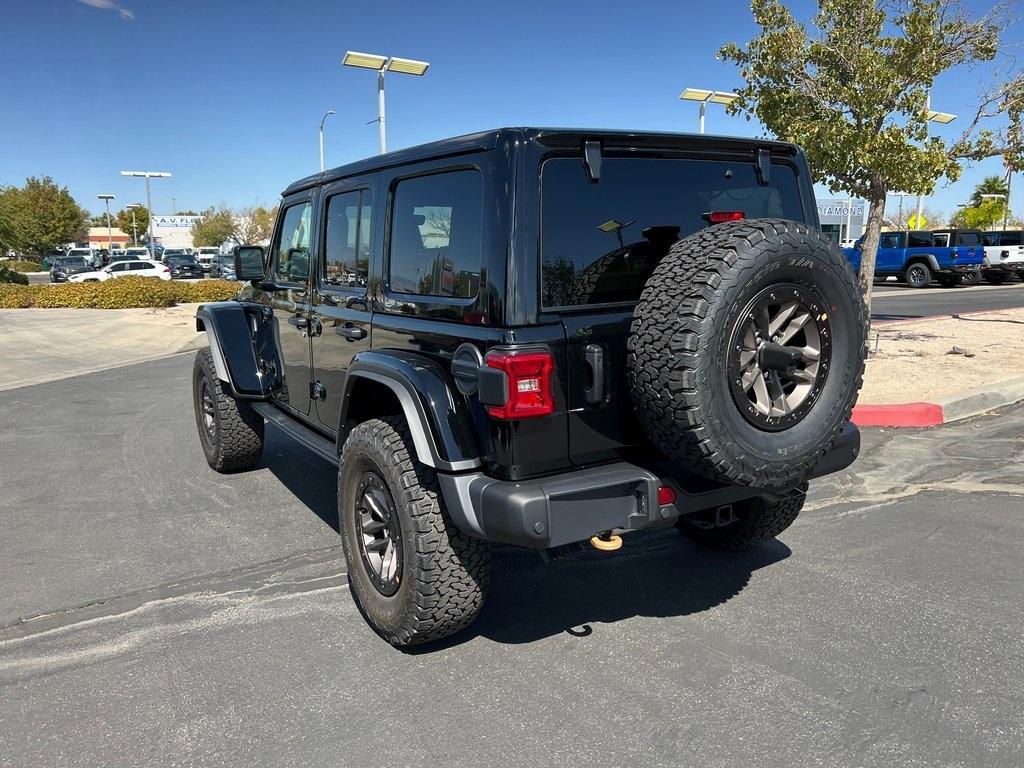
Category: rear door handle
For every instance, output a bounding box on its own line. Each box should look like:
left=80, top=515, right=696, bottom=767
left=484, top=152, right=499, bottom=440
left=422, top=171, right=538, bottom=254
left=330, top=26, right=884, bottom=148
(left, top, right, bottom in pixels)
left=584, top=343, right=604, bottom=405
left=335, top=324, right=367, bottom=341
left=287, top=315, right=308, bottom=329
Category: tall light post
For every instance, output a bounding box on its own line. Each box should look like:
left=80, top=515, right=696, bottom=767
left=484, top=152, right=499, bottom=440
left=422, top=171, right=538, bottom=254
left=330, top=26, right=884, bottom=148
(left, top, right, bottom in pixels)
left=126, top=203, right=141, bottom=246
left=680, top=88, right=740, bottom=134
left=319, top=109, right=335, bottom=172
left=912, top=95, right=957, bottom=229
left=97, top=193, right=114, bottom=256
left=342, top=51, right=430, bottom=154
left=120, top=170, right=171, bottom=260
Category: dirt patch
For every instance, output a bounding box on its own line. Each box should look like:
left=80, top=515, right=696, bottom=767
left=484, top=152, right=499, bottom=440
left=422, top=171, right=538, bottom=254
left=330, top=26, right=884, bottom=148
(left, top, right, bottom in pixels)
left=861, top=309, right=1024, bottom=403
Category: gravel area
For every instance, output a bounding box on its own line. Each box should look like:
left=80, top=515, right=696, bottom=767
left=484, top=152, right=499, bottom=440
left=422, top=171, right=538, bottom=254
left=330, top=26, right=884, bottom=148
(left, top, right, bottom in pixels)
left=860, top=308, right=1024, bottom=403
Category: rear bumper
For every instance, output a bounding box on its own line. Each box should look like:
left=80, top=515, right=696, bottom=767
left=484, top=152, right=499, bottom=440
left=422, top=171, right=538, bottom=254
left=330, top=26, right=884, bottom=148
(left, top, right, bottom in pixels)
left=439, top=422, right=860, bottom=549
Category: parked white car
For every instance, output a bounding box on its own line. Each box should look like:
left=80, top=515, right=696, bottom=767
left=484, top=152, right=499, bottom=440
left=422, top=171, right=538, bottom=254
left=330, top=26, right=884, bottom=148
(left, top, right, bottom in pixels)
left=69, top=260, right=172, bottom=282
left=979, top=230, right=1024, bottom=285
left=195, top=247, right=220, bottom=271
left=123, top=247, right=151, bottom=259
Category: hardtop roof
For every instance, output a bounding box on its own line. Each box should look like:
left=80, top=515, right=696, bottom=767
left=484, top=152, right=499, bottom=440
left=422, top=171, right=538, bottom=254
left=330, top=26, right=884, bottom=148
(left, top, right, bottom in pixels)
left=281, top=127, right=800, bottom=196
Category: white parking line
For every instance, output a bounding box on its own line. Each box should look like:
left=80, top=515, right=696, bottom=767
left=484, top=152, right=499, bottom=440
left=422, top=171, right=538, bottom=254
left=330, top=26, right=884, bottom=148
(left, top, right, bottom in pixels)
left=873, top=283, right=1024, bottom=298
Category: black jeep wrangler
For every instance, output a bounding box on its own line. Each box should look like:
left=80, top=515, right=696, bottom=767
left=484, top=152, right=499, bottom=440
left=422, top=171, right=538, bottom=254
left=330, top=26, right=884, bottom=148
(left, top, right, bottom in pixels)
left=193, top=128, right=865, bottom=646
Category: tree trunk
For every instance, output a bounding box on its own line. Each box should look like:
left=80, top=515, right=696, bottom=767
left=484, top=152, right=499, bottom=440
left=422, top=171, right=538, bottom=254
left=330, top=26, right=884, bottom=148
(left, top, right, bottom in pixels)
left=856, top=189, right=888, bottom=332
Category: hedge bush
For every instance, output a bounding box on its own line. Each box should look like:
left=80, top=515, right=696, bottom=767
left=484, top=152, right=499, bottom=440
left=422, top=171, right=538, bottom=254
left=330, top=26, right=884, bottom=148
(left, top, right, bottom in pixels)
left=0, top=277, right=239, bottom=309
left=0, top=259, right=43, bottom=272
left=0, top=266, right=30, bottom=285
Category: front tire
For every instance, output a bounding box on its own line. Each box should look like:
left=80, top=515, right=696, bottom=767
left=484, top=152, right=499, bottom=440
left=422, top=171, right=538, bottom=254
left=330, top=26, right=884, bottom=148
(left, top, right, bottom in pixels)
left=905, top=262, right=932, bottom=288
left=192, top=349, right=264, bottom=471
left=338, top=416, right=490, bottom=647
left=679, top=484, right=807, bottom=551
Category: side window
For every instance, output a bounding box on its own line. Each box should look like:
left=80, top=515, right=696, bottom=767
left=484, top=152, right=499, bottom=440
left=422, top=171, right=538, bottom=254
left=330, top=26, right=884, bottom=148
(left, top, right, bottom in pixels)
left=907, top=231, right=931, bottom=248
left=388, top=169, right=482, bottom=298
left=879, top=233, right=902, bottom=249
left=932, top=233, right=950, bottom=247
left=956, top=231, right=981, bottom=246
left=322, top=190, right=371, bottom=290
left=981, top=233, right=999, bottom=246
left=273, top=201, right=313, bottom=283
left=1001, top=231, right=1022, bottom=246
left=112, top=263, right=128, bottom=272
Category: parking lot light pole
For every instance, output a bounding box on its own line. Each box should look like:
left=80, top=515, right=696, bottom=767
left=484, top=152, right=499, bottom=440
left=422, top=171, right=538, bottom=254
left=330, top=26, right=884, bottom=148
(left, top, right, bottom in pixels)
left=914, top=95, right=957, bottom=229
left=680, top=88, right=740, bottom=134
left=97, top=194, right=114, bottom=255
left=120, top=171, right=171, bottom=260
left=319, top=110, right=335, bottom=172
left=342, top=51, right=430, bottom=154
left=126, top=203, right=141, bottom=246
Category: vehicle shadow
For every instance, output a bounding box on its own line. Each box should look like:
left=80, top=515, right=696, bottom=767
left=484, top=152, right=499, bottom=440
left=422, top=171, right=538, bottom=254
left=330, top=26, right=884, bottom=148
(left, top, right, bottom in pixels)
left=413, top=531, right=791, bottom=651
left=262, top=425, right=340, bottom=532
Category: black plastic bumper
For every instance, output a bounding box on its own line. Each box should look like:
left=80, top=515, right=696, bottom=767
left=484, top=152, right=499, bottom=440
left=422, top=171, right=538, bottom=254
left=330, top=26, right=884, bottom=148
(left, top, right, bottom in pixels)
left=439, top=422, right=860, bottom=549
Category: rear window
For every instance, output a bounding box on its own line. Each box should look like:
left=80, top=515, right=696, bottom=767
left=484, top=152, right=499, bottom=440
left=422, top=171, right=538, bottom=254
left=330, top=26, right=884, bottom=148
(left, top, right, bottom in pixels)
left=541, top=156, right=804, bottom=307
left=955, top=232, right=981, bottom=246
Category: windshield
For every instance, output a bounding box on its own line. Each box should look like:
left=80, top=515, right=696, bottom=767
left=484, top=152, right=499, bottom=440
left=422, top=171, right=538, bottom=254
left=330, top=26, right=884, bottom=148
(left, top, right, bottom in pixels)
left=56, top=257, right=87, bottom=267
left=68, top=250, right=91, bottom=257
left=168, top=256, right=196, bottom=265
left=540, top=156, right=805, bottom=307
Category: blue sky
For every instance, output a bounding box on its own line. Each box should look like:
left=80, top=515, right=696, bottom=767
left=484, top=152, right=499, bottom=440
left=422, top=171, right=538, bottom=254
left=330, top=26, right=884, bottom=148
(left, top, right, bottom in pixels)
left=0, top=0, right=1020, bottom=220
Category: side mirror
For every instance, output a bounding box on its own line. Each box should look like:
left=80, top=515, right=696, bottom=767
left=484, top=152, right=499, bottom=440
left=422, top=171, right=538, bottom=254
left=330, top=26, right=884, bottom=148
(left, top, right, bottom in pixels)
left=233, top=245, right=265, bottom=281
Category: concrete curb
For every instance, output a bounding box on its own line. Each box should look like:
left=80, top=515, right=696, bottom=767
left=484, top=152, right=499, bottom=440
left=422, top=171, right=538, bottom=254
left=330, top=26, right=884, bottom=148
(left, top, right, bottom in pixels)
left=853, top=375, right=1024, bottom=428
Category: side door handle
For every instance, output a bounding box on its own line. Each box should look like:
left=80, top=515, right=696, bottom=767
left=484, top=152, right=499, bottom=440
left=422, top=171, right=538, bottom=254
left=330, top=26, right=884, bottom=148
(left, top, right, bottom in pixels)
left=287, top=315, right=308, bottom=329
left=584, top=343, right=604, bottom=405
left=335, top=324, right=367, bottom=341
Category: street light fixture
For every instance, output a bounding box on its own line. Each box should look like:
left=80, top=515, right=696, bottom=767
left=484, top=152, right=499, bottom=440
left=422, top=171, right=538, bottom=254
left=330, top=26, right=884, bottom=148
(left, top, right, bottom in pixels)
left=342, top=50, right=430, bottom=154
left=126, top=203, right=142, bottom=247
left=120, top=171, right=171, bottom=260
left=680, top=88, right=740, bottom=134
left=320, top=110, right=335, bottom=172
left=97, top=194, right=114, bottom=257
left=912, top=95, right=957, bottom=229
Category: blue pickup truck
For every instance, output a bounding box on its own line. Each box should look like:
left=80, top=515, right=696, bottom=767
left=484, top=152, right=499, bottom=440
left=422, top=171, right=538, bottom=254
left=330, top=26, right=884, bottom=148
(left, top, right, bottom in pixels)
left=843, top=229, right=984, bottom=288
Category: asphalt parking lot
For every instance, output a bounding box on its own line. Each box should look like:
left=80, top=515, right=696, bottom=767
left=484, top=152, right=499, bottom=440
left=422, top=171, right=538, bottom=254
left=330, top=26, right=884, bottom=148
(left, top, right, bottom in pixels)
left=2, top=354, right=1023, bottom=767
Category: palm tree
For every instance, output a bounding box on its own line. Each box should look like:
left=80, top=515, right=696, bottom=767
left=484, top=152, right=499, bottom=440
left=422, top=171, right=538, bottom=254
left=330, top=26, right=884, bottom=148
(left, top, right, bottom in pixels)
left=969, top=175, right=1009, bottom=207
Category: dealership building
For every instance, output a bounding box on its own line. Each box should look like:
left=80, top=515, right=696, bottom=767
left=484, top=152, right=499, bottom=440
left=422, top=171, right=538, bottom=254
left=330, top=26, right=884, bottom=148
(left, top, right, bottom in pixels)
left=149, top=214, right=201, bottom=249
left=816, top=198, right=866, bottom=243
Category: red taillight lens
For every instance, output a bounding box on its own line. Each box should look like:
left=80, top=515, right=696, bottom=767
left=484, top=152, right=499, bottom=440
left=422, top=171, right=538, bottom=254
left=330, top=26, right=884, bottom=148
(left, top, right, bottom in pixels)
left=657, top=485, right=676, bottom=506
left=485, top=350, right=554, bottom=420
left=708, top=211, right=745, bottom=223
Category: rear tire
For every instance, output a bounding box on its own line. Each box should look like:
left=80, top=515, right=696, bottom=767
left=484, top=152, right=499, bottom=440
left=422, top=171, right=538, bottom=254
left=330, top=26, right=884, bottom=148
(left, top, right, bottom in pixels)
left=679, top=484, right=807, bottom=551
left=338, top=416, right=490, bottom=647
left=905, top=262, right=932, bottom=288
left=192, top=349, right=264, bottom=472
left=959, top=270, right=980, bottom=286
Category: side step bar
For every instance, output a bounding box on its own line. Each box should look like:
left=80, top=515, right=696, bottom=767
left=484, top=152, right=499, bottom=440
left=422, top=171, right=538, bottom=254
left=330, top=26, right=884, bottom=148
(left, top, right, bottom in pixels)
left=251, top=401, right=338, bottom=466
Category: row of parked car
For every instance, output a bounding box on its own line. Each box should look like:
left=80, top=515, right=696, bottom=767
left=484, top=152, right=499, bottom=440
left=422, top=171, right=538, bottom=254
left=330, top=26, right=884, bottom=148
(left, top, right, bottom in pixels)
left=844, top=228, right=1024, bottom=288
left=47, top=246, right=238, bottom=283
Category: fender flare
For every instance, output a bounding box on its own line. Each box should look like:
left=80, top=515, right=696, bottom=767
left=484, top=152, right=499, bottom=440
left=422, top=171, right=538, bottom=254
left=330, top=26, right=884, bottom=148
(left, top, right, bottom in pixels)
left=195, top=302, right=267, bottom=399
left=340, top=351, right=482, bottom=472
left=907, top=253, right=941, bottom=272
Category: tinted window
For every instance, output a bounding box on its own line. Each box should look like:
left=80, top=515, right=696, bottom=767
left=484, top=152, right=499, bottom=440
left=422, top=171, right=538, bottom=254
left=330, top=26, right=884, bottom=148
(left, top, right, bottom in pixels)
left=110, top=263, right=129, bottom=272
left=130, top=262, right=153, bottom=270
left=878, top=233, right=903, bottom=249
left=907, top=231, right=931, bottom=247
left=541, top=157, right=804, bottom=306
left=1001, top=231, right=1022, bottom=246
left=323, top=190, right=371, bottom=289
left=955, top=231, right=981, bottom=246
left=273, top=201, right=313, bottom=283
left=981, top=232, right=1000, bottom=246
left=389, top=170, right=482, bottom=298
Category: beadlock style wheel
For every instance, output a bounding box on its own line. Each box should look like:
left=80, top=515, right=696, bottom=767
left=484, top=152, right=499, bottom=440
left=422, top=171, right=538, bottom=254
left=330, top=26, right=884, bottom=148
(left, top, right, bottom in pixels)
left=354, top=471, right=403, bottom=597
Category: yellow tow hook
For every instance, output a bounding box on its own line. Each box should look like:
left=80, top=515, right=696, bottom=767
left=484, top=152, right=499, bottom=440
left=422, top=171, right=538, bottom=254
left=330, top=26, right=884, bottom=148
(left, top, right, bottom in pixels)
left=590, top=531, right=623, bottom=552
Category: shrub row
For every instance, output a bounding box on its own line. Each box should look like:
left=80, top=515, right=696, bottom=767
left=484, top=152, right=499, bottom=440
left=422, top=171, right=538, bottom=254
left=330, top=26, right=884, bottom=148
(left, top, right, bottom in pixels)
left=0, top=259, right=43, bottom=272
left=0, top=277, right=239, bottom=309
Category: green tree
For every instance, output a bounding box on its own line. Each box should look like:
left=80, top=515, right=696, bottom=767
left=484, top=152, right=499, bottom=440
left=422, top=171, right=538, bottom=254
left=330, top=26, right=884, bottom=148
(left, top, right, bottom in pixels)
left=88, top=212, right=109, bottom=228
left=0, top=177, right=86, bottom=256
left=968, top=174, right=1009, bottom=206
left=113, top=206, right=149, bottom=245
left=720, top=0, right=1024, bottom=324
left=951, top=198, right=1006, bottom=229
left=191, top=205, right=237, bottom=247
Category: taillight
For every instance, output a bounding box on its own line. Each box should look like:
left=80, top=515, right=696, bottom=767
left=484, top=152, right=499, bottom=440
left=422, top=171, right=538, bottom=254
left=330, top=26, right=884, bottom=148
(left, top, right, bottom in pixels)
left=707, top=211, right=745, bottom=223
left=657, top=485, right=677, bottom=506
left=484, top=350, right=554, bottom=419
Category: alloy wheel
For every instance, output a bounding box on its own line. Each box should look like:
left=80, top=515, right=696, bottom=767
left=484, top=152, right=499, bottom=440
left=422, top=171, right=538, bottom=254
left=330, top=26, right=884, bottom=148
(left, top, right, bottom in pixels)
left=355, top=472, right=403, bottom=596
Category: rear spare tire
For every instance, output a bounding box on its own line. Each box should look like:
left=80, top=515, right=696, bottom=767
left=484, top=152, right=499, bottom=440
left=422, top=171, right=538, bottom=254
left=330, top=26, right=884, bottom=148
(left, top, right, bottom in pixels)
left=627, top=219, right=865, bottom=488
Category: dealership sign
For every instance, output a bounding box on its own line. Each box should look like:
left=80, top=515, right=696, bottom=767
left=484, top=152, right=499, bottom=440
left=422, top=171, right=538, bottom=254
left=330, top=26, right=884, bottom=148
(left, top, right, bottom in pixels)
left=817, top=203, right=864, bottom=219
left=152, top=215, right=200, bottom=228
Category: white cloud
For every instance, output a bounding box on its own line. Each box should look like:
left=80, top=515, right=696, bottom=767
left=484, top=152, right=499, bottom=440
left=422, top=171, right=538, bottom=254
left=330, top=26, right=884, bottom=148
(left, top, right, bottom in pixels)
left=78, top=0, right=135, bottom=20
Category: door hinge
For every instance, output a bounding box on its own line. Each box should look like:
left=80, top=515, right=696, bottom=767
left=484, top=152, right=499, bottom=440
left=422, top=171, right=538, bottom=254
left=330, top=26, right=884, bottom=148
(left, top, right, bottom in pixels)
left=310, top=381, right=327, bottom=401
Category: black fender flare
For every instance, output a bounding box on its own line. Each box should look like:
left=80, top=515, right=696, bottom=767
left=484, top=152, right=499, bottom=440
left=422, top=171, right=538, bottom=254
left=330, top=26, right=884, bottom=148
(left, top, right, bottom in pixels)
left=195, top=302, right=268, bottom=399
left=340, top=350, right=482, bottom=472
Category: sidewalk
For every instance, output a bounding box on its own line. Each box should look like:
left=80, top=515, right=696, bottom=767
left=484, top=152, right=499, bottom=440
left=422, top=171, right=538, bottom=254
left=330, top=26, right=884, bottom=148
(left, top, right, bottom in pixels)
left=0, top=304, right=206, bottom=391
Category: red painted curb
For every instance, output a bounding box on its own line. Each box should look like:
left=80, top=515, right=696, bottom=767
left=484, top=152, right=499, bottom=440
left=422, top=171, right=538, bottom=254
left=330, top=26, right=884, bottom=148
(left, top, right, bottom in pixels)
left=852, top=402, right=944, bottom=428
